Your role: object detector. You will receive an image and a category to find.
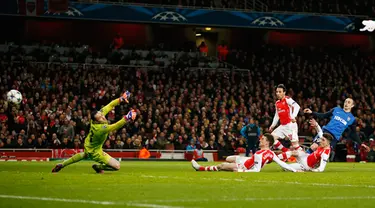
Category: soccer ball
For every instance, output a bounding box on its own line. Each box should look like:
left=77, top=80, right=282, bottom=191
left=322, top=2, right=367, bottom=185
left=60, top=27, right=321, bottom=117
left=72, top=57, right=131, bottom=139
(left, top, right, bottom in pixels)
left=7, top=90, right=22, bottom=104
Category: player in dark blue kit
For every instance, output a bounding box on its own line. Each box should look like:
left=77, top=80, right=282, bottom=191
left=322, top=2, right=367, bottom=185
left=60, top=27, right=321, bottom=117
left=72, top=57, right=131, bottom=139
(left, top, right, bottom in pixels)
left=304, top=98, right=370, bottom=156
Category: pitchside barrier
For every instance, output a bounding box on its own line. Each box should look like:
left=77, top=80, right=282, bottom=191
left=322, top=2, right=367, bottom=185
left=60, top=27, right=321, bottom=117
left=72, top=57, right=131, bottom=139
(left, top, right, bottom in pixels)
left=0, top=149, right=221, bottom=162
left=0, top=146, right=360, bottom=163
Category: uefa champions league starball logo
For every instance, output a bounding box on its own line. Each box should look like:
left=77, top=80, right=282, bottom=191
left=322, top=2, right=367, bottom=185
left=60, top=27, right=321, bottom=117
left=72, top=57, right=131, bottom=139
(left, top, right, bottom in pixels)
left=251, top=16, right=284, bottom=27
left=45, top=7, right=83, bottom=16
left=151, top=11, right=188, bottom=22
left=344, top=23, right=355, bottom=31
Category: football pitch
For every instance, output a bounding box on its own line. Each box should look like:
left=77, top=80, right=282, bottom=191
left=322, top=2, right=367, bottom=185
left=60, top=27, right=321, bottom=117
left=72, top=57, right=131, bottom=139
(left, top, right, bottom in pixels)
left=0, top=161, right=375, bottom=208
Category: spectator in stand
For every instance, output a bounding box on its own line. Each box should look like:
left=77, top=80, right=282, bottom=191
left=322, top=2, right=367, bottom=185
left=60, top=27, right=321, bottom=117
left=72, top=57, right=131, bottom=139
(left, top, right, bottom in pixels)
left=198, top=41, right=208, bottom=57
left=60, top=138, right=71, bottom=149
left=356, top=126, right=367, bottom=143
left=15, top=137, right=26, bottom=148
left=73, top=139, right=83, bottom=149
left=124, top=138, right=134, bottom=149
left=58, top=119, right=75, bottom=142
left=146, top=138, right=157, bottom=149
left=25, top=138, right=34, bottom=148
left=103, top=139, right=113, bottom=149
left=186, top=139, right=196, bottom=151
left=217, top=42, right=229, bottom=62
left=4, top=137, right=13, bottom=148
left=114, top=138, right=124, bottom=149
left=50, top=133, right=61, bottom=148
left=367, top=143, right=375, bottom=162
left=0, top=108, right=7, bottom=123
left=35, top=137, right=46, bottom=148
left=133, top=138, right=142, bottom=149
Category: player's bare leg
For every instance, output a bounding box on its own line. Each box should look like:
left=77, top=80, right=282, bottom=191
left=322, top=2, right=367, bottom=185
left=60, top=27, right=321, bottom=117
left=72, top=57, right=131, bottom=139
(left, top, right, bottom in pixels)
left=216, top=163, right=237, bottom=171
left=191, top=160, right=237, bottom=172
left=92, top=153, right=120, bottom=173
left=225, top=155, right=239, bottom=163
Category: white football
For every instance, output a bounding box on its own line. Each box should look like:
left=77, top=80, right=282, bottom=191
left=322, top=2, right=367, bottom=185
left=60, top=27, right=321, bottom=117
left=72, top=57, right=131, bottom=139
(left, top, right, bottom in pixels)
left=7, top=89, right=22, bottom=104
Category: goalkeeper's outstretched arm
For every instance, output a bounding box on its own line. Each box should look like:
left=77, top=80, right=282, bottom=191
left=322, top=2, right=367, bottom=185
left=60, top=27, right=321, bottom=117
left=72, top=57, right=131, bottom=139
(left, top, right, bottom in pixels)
left=102, top=109, right=137, bottom=133
left=100, top=91, right=130, bottom=116
left=100, top=99, right=120, bottom=116
left=103, top=118, right=126, bottom=133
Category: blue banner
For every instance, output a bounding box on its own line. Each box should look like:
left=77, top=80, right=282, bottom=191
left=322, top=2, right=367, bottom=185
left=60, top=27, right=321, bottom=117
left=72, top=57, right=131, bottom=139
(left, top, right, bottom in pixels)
left=0, top=1, right=361, bottom=32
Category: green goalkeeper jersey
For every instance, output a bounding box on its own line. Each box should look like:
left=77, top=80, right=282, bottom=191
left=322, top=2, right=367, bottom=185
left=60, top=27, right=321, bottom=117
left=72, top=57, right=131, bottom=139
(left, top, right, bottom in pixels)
left=84, top=99, right=126, bottom=151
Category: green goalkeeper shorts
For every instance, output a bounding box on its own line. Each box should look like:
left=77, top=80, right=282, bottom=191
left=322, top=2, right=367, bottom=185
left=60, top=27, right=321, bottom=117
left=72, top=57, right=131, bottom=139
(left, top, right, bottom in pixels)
left=85, top=148, right=112, bottom=164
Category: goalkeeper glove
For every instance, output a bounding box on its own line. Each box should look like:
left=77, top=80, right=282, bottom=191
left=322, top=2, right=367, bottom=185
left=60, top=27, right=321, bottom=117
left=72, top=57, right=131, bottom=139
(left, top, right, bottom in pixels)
left=124, top=109, right=137, bottom=121
left=120, top=91, right=131, bottom=103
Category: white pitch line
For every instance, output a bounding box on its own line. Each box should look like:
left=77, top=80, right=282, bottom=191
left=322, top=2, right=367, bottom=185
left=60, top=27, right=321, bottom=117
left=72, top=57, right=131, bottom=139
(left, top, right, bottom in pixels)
left=0, top=194, right=117, bottom=205
left=136, top=196, right=375, bottom=203
left=0, top=194, right=184, bottom=208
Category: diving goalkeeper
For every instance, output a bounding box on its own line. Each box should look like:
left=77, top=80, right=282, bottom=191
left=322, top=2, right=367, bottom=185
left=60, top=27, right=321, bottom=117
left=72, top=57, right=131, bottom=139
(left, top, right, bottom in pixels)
left=52, top=91, right=136, bottom=173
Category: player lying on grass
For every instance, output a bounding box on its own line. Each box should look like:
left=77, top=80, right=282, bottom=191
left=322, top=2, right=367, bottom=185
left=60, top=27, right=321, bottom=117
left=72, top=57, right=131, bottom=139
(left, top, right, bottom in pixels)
left=281, top=119, right=331, bottom=172
left=304, top=98, right=370, bottom=154
left=191, top=133, right=298, bottom=172
left=288, top=135, right=332, bottom=172
left=52, top=91, right=136, bottom=173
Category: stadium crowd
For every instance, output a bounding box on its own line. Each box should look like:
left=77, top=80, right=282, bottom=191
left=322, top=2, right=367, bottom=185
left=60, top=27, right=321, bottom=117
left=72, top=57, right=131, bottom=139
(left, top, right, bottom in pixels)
left=3, top=42, right=219, bottom=68
left=1, top=43, right=375, bottom=161
left=93, top=0, right=375, bottom=16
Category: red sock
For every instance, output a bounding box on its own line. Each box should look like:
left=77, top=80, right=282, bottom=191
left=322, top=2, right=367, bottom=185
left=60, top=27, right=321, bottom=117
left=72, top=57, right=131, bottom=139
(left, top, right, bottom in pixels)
left=274, top=141, right=289, bottom=152
left=199, top=166, right=218, bottom=171
left=278, top=152, right=287, bottom=160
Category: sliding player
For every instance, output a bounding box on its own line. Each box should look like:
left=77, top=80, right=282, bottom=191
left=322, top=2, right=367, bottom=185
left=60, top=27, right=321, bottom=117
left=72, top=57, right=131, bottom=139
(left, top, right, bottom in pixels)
left=52, top=91, right=136, bottom=173
left=191, top=134, right=298, bottom=172
left=288, top=133, right=332, bottom=172
left=280, top=118, right=330, bottom=172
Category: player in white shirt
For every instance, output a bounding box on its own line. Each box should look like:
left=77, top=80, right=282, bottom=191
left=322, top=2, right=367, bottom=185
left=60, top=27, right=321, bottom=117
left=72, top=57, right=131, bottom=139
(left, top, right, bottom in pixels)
left=191, top=134, right=298, bottom=173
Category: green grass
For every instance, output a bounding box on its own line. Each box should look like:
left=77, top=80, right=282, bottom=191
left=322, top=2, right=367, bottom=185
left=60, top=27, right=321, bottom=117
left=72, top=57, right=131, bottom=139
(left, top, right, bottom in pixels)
left=0, top=161, right=375, bottom=208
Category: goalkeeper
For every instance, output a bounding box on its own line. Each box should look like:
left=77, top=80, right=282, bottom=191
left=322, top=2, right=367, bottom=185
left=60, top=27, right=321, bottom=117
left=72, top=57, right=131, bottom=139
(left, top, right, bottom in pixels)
left=52, top=91, right=136, bottom=173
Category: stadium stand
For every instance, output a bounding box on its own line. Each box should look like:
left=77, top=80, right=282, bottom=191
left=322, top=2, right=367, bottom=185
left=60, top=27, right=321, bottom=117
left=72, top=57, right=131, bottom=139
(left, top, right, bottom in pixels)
left=0, top=42, right=374, bottom=162
left=0, top=43, right=225, bottom=68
